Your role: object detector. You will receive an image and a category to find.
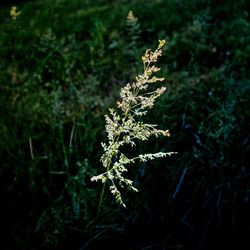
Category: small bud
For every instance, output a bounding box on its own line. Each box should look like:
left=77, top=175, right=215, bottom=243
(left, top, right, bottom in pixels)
left=10, top=6, right=21, bottom=20
left=158, top=39, right=166, bottom=49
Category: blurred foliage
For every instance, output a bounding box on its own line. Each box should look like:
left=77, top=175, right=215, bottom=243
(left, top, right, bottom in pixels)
left=0, top=0, right=249, bottom=249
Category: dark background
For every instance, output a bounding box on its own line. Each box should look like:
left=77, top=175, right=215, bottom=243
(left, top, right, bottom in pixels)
left=0, top=0, right=249, bottom=249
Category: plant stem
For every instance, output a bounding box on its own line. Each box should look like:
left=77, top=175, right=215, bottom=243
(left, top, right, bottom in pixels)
left=97, top=180, right=107, bottom=218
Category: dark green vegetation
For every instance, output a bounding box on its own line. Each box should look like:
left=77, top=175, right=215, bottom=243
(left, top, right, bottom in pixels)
left=0, top=0, right=249, bottom=249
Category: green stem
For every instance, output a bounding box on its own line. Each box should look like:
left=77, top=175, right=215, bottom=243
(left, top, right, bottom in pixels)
left=97, top=180, right=107, bottom=218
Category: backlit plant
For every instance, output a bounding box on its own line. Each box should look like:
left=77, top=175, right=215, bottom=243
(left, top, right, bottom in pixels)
left=91, top=40, right=176, bottom=208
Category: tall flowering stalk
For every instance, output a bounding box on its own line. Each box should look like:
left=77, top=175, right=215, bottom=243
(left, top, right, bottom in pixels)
left=91, top=40, right=176, bottom=208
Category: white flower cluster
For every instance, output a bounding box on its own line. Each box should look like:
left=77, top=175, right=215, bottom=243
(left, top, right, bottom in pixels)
left=91, top=40, right=176, bottom=207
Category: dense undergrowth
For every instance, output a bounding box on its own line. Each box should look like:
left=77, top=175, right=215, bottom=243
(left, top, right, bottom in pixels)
left=0, top=0, right=249, bottom=249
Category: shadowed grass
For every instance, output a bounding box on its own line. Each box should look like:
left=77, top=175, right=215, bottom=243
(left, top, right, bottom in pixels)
left=0, top=0, right=249, bottom=249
